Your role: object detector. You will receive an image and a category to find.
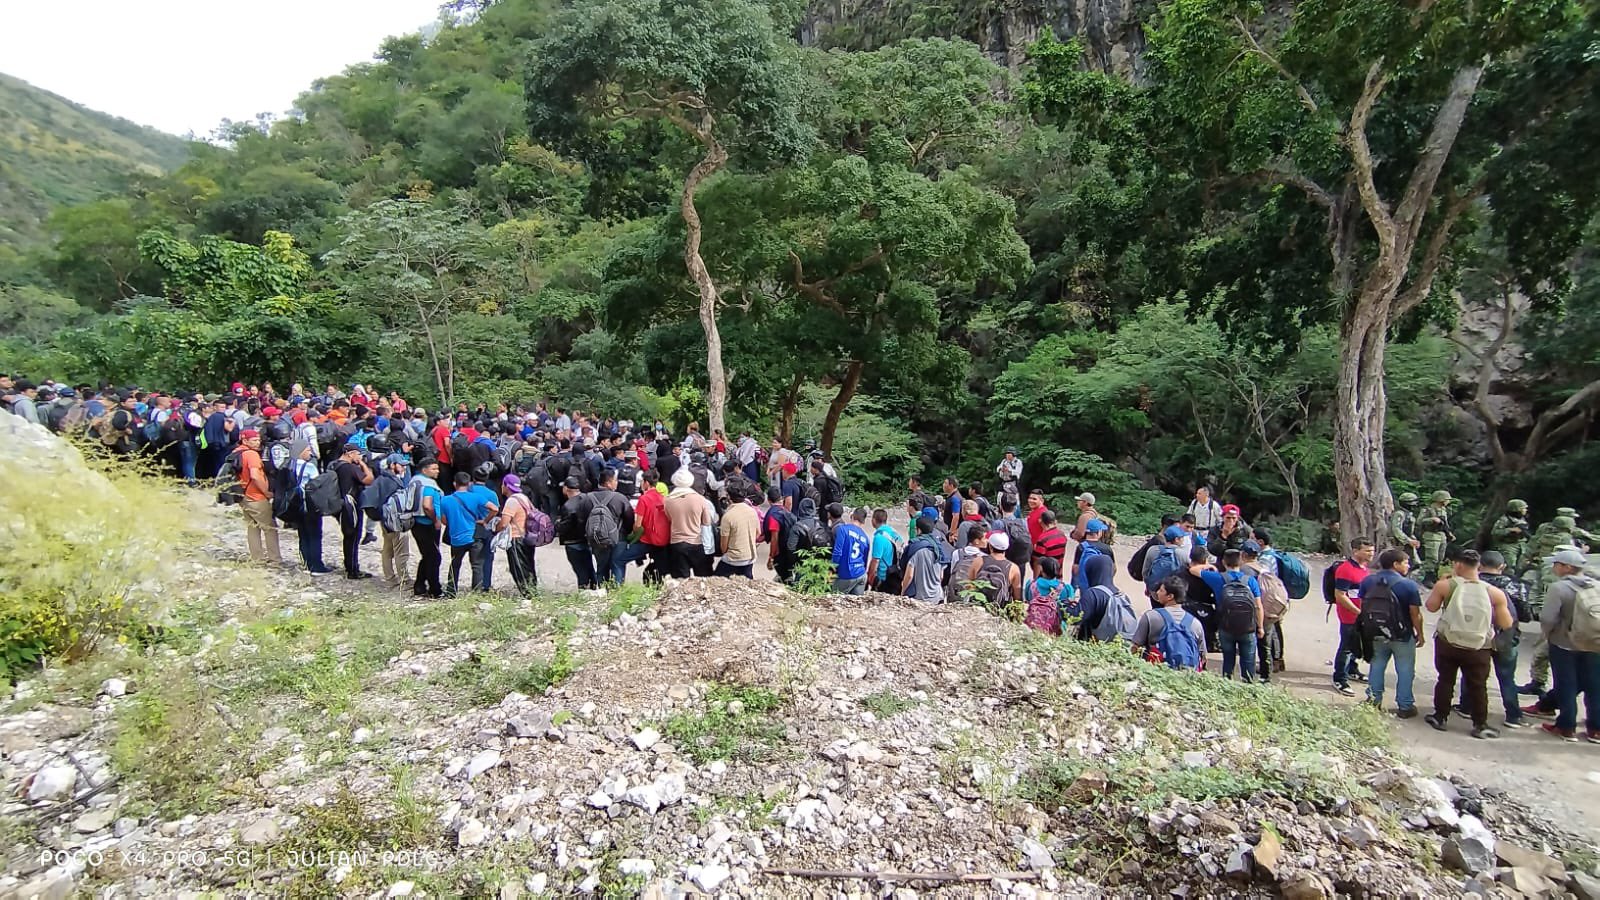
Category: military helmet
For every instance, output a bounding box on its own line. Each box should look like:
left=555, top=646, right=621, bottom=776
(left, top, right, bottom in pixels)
left=1507, top=499, right=1528, bottom=514
left=1553, top=516, right=1576, bottom=530
left=1398, top=492, right=1419, bottom=505
left=1430, top=490, right=1453, bottom=504
left=1556, top=507, right=1580, bottom=519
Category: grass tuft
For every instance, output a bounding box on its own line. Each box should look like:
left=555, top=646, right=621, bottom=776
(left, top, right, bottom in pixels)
left=662, top=682, right=786, bottom=765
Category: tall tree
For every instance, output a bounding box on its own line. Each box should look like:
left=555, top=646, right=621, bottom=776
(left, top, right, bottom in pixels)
left=1091, top=0, right=1600, bottom=546
left=525, top=0, right=812, bottom=438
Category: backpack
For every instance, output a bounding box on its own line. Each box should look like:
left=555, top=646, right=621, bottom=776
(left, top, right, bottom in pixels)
left=142, top=415, right=164, bottom=445
left=586, top=502, right=621, bottom=550
left=316, top=421, right=341, bottom=454
left=877, top=529, right=907, bottom=588
left=1075, top=541, right=1110, bottom=593
left=271, top=464, right=305, bottom=523
left=1321, top=559, right=1340, bottom=610
left=1437, top=579, right=1493, bottom=650
left=795, top=520, right=830, bottom=553
left=450, top=431, right=471, bottom=459
left=381, top=479, right=421, bottom=533
left=1024, top=581, right=1063, bottom=636
left=57, top=401, right=87, bottom=434
left=1153, top=608, right=1203, bottom=670
left=1003, top=517, right=1033, bottom=568
left=1255, top=569, right=1291, bottom=623
left=1144, top=545, right=1185, bottom=591
left=305, top=470, right=345, bottom=517
left=815, top=474, right=843, bottom=508
left=214, top=449, right=246, bottom=506
left=1217, top=574, right=1258, bottom=636
left=523, top=504, right=556, bottom=548
left=1273, top=551, right=1311, bottom=600
left=966, top=557, right=1014, bottom=608
left=1564, top=577, right=1600, bottom=652
left=1128, top=536, right=1156, bottom=581
left=1091, top=586, right=1140, bottom=643
left=1358, top=575, right=1402, bottom=642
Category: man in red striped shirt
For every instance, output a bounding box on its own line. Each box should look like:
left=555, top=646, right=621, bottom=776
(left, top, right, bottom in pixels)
left=1033, top=509, right=1068, bottom=580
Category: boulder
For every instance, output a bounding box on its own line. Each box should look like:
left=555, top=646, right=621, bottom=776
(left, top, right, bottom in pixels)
left=26, top=766, right=77, bottom=801
left=1497, top=867, right=1559, bottom=897
left=1252, top=829, right=1284, bottom=880
left=1280, top=870, right=1334, bottom=900
left=1442, top=836, right=1496, bottom=875
left=1494, top=841, right=1566, bottom=882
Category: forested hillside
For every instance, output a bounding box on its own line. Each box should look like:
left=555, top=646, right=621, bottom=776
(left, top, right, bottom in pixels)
left=1, top=0, right=1597, bottom=548
left=0, top=73, right=193, bottom=252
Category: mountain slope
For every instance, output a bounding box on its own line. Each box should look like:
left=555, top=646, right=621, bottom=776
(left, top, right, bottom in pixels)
left=0, top=72, right=194, bottom=248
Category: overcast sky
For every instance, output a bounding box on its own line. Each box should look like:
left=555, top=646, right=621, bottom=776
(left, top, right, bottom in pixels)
left=3, top=0, right=445, bottom=137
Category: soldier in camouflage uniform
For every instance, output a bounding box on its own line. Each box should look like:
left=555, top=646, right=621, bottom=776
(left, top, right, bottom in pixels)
left=1390, top=492, right=1422, bottom=569
left=1489, top=499, right=1532, bottom=573
left=1516, top=516, right=1589, bottom=695
left=1416, top=490, right=1454, bottom=583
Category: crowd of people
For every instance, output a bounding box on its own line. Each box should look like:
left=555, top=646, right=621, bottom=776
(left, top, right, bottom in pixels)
left=4, top=374, right=1596, bottom=745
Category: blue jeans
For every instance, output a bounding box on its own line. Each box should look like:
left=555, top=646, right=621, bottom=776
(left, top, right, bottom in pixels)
left=609, top=541, right=648, bottom=585
left=1219, top=631, right=1257, bottom=681
left=565, top=544, right=598, bottom=589
left=1460, top=638, right=1522, bottom=722
left=1333, top=622, right=1362, bottom=686
left=480, top=544, right=495, bottom=590
left=177, top=440, right=197, bottom=483
left=1547, top=644, right=1600, bottom=732
left=1367, top=638, right=1417, bottom=710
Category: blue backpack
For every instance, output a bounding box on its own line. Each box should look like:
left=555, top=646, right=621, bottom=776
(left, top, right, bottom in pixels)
left=1269, top=550, right=1311, bottom=599
left=1154, top=607, right=1203, bottom=670
left=1144, top=545, right=1185, bottom=590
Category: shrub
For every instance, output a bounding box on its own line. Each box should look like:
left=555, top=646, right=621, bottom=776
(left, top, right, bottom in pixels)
left=0, top=420, right=197, bottom=684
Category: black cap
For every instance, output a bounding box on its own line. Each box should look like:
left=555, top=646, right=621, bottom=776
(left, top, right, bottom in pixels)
left=563, top=475, right=582, bottom=490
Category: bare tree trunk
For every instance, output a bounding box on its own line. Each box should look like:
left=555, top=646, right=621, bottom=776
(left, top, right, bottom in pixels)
left=417, top=302, right=448, bottom=410
left=1333, top=295, right=1394, bottom=549
left=819, top=360, right=864, bottom=458
left=777, top=372, right=804, bottom=446
left=679, top=122, right=731, bottom=440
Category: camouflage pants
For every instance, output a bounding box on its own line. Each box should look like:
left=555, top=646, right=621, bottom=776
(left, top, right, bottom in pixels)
left=1421, top=534, right=1447, bottom=576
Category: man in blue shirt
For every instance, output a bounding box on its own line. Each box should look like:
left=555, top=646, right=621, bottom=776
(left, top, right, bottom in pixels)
left=1359, top=548, right=1425, bottom=717
left=832, top=507, right=872, bottom=595
left=866, top=508, right=903, bottom=592
left=439, top=472, right=499, bottom=596
left=1201, top=548, right=1263, bottom=680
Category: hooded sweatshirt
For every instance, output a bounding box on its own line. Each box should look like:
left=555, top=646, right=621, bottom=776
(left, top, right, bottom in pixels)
left=1544, top=573, right=1597, bottom=651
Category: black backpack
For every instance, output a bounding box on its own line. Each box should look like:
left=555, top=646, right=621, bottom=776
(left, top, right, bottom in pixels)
left=161, top=408, right=190, bottom=446
left=815, top=474, right=843, bottom=508
left=450, top=431, right=471, bottom=458
left=1358, top=575, right=1402, bottom=641
left=1217, top=574, right=1258, bottom=636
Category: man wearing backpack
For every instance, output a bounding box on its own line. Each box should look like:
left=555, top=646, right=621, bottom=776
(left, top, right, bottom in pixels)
left=328, top=442, right=376, bottom=580
left=958, top=531, right=1022, bottom=610
left=1187, top=486, right=1223, bottom=534
left=557, top=476, right=600, bottom=589
left=410, top=459, right=446, bottom=598
left=900, top=514, right=949, bottom=603
left=866, top=508, right=904, bottom=592
left=439, top=472, right=499, bottom=596
left=1201, top=549, right=1264, bottom=682
left=1131, top=576, right=1205, bottom=671
left=587, top=468, right=635, bottom=585
left=1241, top=542, right=1289, bottom=682
left=1424, top=549, right=1514, bottom=738
left=371, top=454, right=412, bottom=587
left=234, top=429, right=282, bottom=566
left=1526, top=548, right=1600, bottom=742
left=1463, top=551, right=1528, bottom=729
left=1071, top=519, right=1113, bottom=599
left=1330, top=539, right=1374, bottom=696
left=1358, top=549, right=1425, bottom=718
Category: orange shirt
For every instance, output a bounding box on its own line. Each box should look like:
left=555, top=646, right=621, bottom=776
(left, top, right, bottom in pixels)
left=240, top=448, right=270, bottom=502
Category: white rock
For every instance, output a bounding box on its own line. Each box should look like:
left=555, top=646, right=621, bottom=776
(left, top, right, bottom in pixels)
left=73, top=809, right=116, bottom=834
left=444, top=757, right=467, bottom=778
left=577, top=874, right=600, bottom=893
left=386, top=881, right=416, bottom=898
left=526, top=872, right=549, bottom=894
left=240, top=817, right=280, bottom=845
left=690, top=864, right=731, bottom=892
left=465, top=749, right=502, bottom=780
left=98, top=678, right=128, bottom=698
left=587, top=792, right=613, bottom=809
left=457, top=818, right=488, bottom=846
left=632, top=728, right=660, bottom=751
left=622, top=784, right=663, bottom=815
left=1181, top=751, right=1208, bottom=768
left=351, top=728, right=373, bottom=745
left=27, top=766, right=76, bottom=801
left=846, top=665, right=867, bottom=681
left=655, top=773, right=687, bottom=807
left=706, top=761, right=728, bottom=776
left=1021, top=837, right=1053, bottom=871
left=619, top=858, right=656, bottom=877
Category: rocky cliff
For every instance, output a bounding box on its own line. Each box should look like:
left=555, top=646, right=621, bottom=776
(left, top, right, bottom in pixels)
left=800, top=0, right=1153, bottom=78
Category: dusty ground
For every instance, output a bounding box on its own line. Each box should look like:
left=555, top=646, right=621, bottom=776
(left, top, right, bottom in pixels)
left=296, top=511, right=1600, bottom=843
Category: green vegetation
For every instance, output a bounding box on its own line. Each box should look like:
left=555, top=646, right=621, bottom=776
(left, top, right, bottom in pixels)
left=434, top=639, right=578, bottom=707
left=602, top=583, right=658, bottom=622
left=274, top=780, right=443, bottom=900
left=4, top=0, right=1599, bottom=541
left=861, top=688, right=919, bottom=719
left=661, top=682, right=787, bottom=765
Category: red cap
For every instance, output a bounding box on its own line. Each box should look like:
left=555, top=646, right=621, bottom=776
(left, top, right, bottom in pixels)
left=1222, top=504, right=1241, bottom=516
left=262, top=406, right=281, bottom=418
left=291, top=411, right=307, bottom=425
left=240, top=429, right=259, bottom=440
left=782, top=462, right=798, bottom=476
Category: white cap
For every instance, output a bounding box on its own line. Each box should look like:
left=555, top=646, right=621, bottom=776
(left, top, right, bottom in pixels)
left=987, top=531, right=1011, bottom=551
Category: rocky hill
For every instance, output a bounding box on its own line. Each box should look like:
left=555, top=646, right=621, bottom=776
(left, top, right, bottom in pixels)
left=800, top=0, right=1153, bottom=76
left=0, top=73, right=193, bottom=250
left=2, top=413, right=1598, bottom=898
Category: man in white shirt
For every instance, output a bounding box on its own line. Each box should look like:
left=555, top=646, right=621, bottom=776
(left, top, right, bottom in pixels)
left=1187, top=486, right=1223, bottom=532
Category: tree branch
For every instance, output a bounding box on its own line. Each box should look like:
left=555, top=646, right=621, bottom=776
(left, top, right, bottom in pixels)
left=1393, top=65, right=1484, bottom=251
left=1233, top=16, right=1319, bottom=116
left=1526, top=379, right=1600, bottom=457
left=1347, top=59, right=1396, bottom=249
left=1395, top=184, right=1480, bottom=317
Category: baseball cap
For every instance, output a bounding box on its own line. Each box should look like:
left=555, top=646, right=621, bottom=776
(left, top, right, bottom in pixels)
left=342, top=441, right=363, bottom=453
left=1222, top=504, right=1242, bottom=516
left=1163, top=525, right=1185, bottom=542
left=563, top=475, right=583, bottom=490
left=240, top=429, right=260, bottom=440
left=987, top=531, right=1011, bottom=551
left=1085, top=519, right=1108, bottom=534
left=1241, top=540, right=1261, bottom=555
left=1551, top=548, right=1587, bottom=568
left=1075, top=492, right=1096, bottom=505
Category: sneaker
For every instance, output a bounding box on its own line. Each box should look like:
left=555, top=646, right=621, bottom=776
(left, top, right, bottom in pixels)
left=1520, top=703, right=1556, bottom=719
left=1517, top=681, right=1545, bottom=696
left=346, top=571, right=374, bottom=580
left=1424, top=714, right=1447, bottom=732
left=1453, top=703, right=1471, bottom=717
left=309, top=568, right=335, bottom=577
left=1471, top=726, right=1500, bottom=740
left=1503, top=718, right=1528, bottom=729
left=361, top=533, right=378, bottom=545
left=1351, top=671, right=1368, bottom=683
left=1587, top=730, right=1600, bottom=744
left=1541, top=723, right=1577, bottom=742
left=1335, top=683, right=1355, bottom=697
left=1395, top=707, right=1419, bottom=720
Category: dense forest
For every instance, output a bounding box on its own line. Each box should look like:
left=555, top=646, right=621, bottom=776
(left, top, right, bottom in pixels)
left=1, top=0, right=1597, bottom=549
